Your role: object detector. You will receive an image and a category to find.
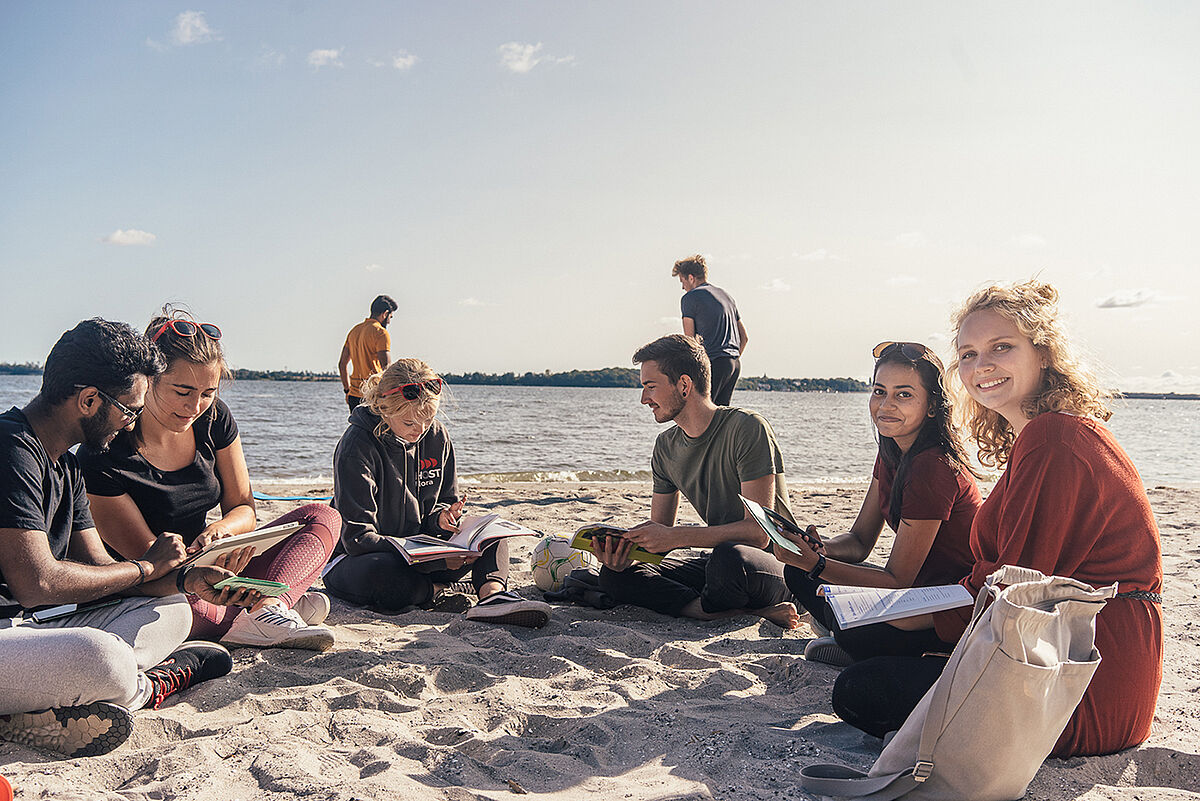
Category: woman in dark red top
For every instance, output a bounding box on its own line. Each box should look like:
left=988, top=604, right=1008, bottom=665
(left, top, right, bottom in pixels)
left=776, top=342, right=982, bottom=665
left=832, top=280, right=1163, bottom=757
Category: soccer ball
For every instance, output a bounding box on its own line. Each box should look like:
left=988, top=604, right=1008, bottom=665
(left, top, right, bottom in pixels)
left=530, top=535, right=596, bottom=591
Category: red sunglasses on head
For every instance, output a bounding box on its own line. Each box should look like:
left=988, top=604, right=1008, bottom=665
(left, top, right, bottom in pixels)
left=151, top=320, right=222, bottom=343
left=382, top=378, right=444, bottom=400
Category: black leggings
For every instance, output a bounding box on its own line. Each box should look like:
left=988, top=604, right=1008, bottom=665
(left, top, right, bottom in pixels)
left=709, top=356, right=741, bottom=406
left=599, top=542, right=792, bottom=617
left=832, top=655, right=947, bottom=739
left=784, top=565, right=957, bottom=661
left=324, top=539, right=509, bottom=612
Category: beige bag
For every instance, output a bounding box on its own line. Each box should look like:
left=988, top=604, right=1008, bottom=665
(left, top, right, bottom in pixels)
left=800, top=566, right=1114, bottom=801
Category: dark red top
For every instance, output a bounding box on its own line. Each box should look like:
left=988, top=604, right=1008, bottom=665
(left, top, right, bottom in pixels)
left=933, top=413, right=1163, bottom=757
left=873, top=448, right=981, bottom=586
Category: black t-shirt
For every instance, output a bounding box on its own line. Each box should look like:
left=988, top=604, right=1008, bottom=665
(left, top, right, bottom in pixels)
left=0, top=407, right=95, bottom=613
left=79, top=398, right=239, bottom=544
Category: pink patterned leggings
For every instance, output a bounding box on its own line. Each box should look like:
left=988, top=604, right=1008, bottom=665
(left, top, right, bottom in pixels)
left=187, top=503, right=340, bottom=640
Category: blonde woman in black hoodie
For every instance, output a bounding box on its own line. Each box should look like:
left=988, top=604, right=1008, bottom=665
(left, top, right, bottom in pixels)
left=325, top=358, right=550, bottom=627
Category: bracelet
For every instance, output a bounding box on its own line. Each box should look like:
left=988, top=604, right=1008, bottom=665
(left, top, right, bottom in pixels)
left=175, top=566, right=191, bottom=594
left=808, top=554, right=827, bottom=581
left=131, top=560, right=147, bottom=586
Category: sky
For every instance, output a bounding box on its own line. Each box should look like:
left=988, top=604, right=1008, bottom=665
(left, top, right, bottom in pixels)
left=2, top=1, right=1198, bottom=391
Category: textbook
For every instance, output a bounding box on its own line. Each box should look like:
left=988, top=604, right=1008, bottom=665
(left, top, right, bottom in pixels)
left=181, top=521, right=306, bottom=568
left=817, top=583, right=974, bottom=629
left=569, top=524, right=666, bottom=565
left=385, top=514, right=539, bottom=564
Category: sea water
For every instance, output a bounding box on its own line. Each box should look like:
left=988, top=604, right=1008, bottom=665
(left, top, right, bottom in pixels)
left=1, top=376, right=1195, bottom=485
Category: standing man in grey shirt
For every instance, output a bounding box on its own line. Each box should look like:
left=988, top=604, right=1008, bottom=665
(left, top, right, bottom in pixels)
left=673, top=255, right=747, bottom=406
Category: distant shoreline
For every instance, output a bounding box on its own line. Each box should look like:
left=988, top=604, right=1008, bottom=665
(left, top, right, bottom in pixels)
left=3, top=364, right=1196, bottom=398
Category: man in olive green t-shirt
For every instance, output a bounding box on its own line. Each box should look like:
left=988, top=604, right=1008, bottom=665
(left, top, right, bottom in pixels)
left=593, top=334, right=800, bottom=628
left=338, top=295, right=397, bottom=412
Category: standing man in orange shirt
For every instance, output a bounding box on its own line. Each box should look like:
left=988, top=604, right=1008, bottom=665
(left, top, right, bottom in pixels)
left=339, top=295, right=397, bottom=412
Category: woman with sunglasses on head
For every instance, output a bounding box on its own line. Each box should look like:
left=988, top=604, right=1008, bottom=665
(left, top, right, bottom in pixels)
left=831, top=280, right=1162, bottom=757
left=79, top=311, right=340, bottom=651
left=324, top=358, right=550, bottom=627
left=772, top=342, right=982, bottom=666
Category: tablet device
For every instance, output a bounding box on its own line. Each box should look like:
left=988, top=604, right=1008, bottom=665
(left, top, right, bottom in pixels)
left=181, top=521, right=305, bottom=568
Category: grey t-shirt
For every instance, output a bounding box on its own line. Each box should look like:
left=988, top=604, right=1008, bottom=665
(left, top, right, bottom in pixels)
left=681, top=283, right=741, bottom=359
left=651, top=407, right=793, bottom=527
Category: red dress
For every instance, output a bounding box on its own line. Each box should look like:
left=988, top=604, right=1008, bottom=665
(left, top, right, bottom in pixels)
left=933, top=413, right=1163, bottom=757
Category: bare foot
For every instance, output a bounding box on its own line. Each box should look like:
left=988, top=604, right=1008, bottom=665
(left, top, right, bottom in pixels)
left=753, top=601, right=801, bottom=629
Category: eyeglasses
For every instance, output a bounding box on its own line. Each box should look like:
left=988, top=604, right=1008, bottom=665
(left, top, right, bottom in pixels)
left=872, top=341, right=929, bottom=361
left=151, top=320, right=222, bottom=343
left=75, top=384, right=142, bottom=424
left=382, top=378, right=444, bottom=400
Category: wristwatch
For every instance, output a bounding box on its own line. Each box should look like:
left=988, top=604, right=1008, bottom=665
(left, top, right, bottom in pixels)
left=176, top=566, right=192, bottom=594
left=807, top=554, right=827, bottom=581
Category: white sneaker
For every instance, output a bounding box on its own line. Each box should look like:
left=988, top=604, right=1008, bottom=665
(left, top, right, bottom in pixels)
left=221, top=605, right=335, bottom=651
left=465, top=591, right=551, bottom=628
left=292, top=591, right=331, bottom=625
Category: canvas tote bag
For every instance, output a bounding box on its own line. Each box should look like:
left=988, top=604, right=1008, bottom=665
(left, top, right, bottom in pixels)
left=800, top=566, right=1115, bottom=801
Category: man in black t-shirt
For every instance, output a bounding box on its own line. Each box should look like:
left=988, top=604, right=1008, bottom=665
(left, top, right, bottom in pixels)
left=672, top=255, right=748, bottom=407
left=0, top=319, right=251, bottom=758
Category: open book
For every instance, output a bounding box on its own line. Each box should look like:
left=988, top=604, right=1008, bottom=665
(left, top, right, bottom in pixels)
left=181, top=521, right=306, bottom=568
left=386, top=514, right=539, bottom=564
left=818, top=583, right=973, bottom=629
left=569, top=524, right=666, bottom=565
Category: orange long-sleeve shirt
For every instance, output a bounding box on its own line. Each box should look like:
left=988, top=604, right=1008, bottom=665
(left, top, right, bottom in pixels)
left=933, top=412, right=1163, bottom=757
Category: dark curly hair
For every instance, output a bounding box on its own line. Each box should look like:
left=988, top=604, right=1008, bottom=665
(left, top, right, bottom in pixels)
left=40, top=318, right=164, bottom=405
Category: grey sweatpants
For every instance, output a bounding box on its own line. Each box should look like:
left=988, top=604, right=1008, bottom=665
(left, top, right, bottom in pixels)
left=0, top=594, right=192, bottom=714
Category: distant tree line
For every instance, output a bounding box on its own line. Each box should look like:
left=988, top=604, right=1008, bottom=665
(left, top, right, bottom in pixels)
left=0, top=362, right=42, bottom=375
left=443, top=368, right=641, bottom=387
left=229, top=369, right=339, bottom=382
left=11, top=362, right=1190, bottom=397
left=443, top=368, right=869, bottom=392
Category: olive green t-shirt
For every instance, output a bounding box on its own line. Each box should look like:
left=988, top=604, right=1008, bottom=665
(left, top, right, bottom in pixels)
left=651, top=407, right=794, bottom=527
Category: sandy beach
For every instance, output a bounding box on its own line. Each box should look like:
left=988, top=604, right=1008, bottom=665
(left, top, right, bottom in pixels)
left=2, top=480, right=1197, bottom=800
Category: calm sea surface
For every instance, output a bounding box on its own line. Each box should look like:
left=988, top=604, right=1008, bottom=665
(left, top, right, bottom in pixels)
left=1, top=375, right=1196, bottom=485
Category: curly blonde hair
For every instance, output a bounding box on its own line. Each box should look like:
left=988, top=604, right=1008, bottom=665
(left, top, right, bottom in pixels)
left=359, top=358, right=443, bottom=439
left=949, top=280, right=1112, bottom=468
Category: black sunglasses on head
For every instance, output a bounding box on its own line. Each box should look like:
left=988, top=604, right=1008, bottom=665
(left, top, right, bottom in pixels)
left=872, top=341, right=929, bottom=361
left=382, top=378, right=444, bottom=400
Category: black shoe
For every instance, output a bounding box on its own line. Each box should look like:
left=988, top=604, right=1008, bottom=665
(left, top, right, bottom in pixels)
left=0, top=701, right=133, bottom=758
left=144, top=641, right=233, bottom=709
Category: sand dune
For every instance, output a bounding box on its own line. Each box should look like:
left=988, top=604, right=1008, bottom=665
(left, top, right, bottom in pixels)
left=2, top=482, right=1197, bottom=800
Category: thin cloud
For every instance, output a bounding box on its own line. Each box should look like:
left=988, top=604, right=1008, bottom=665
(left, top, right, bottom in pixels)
left=308, top=49, right=344, bottom=69
left=392, top=51, right=418, bottom=70
left=1096, top=289, right=1156, bottom=309
left=885, top=275, right=920, bottom=287
left=1012, top=233, right=1047, bottom=249
left=256, top=46, right=285, bottom=69
left=499, top=42, right=542, bottom=73
left=794, top=248, right=845, bottom=262
left=171, top=11, right=218, bottom=46
left=364, top=263, right=383, bottom=273
left=101, top=229, right=157, bottom=247
left=891, top=231, right=928, bottom=249
left=761, top=278, right=792, bottom=292
left=498, top=42, right=573, bottom=73
left=460, top=297, right=497, bottom=307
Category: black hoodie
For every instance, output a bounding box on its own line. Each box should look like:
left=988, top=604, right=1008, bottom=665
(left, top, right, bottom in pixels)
left=332, top=405, right=458, bottom=555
